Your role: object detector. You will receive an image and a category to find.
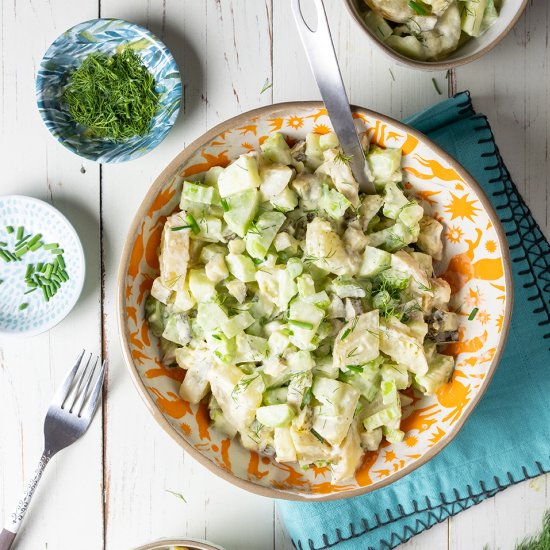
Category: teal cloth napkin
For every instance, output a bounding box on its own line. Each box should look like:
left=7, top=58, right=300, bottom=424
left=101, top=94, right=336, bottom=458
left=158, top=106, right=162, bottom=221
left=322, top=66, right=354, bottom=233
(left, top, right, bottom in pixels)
left=278, top=92, right=550, bottom=550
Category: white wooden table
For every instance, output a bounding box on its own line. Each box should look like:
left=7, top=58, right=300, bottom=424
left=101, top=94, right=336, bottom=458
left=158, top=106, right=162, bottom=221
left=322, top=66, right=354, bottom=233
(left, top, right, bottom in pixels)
left=1, top=1, right=548, bottom=549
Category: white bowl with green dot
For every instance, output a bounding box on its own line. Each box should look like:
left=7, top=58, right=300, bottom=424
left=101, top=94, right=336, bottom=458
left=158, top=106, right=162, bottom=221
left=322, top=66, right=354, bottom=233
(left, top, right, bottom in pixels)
left=0, top=195, right=85, bottom=337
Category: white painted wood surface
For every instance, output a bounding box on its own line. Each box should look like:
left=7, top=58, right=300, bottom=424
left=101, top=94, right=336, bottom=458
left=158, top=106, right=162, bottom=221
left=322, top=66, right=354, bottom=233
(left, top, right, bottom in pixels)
left=0, top=1, right=548, bottom=550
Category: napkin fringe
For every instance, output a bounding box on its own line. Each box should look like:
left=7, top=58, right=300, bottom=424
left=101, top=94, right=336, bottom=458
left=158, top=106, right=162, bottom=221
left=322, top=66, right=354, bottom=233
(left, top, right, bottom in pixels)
left=298, top=96, right=550, bottom=550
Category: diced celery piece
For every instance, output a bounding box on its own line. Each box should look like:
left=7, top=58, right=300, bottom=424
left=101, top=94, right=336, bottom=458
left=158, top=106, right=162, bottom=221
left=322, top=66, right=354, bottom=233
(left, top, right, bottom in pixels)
left=245, top=211, right=286, bottom=260
left=261, top=132, right=293, bottom=165
left=386, top=35, right=426, bottom=61
left=256, top=404, right=296, bottom=428
left=204, top=165, right=224, bottom=187
left=217, top=153, right=261, bottom=197
left=367, top=146, right=403, bottom=185
left=461, top=0, right=488, bottom=37
left=271, top=186, right=298, bottom=212
left=226, top=254, right=256, bottom=282
left=222, top=311, right=255, bottom=339
left=162, top=313, right=192, bottom=346
left=359, top=246, right=392, bottom=278
left=383, top=182, right=409, bottom=219
left=181, top=181, right=218, bottom=205
left=319, top=132, right=339, bottom=150
left=319, top=186, right=352, bottom=220
left=263, top=386, right=289, bottom=406
left=382, top=426, right=405, bottom=443
left=189, top=269, right=217, bottom=302
left=223, top=188, right=259, bottom=237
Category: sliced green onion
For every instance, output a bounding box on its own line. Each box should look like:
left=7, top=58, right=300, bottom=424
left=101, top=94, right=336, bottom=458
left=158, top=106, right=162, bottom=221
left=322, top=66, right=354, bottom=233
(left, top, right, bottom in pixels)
left=44, top=264, right=53, bottom=279
left=14, top=246, right=29, bottom=258
left=0, top=250, right=11, bottom=262
left=30, top=241, right=43, bottom=251
left=57, top=255, right=66, bottom=269
left=340, top=328, right=351, bottom=341
left=468, top=307, right=479, bottom=321
left=408, top=0, right=427, bottom=15
left=221, top=198, right=230, bottom=212
left=25, top=264, right=34, bottom=278
left=27, top=234, right=42, bottom=247
left=24, top=288, right=37, bottom=295
left=43, top=243, right=59, bottom=250
left=50, top=248, right=64, bottom=255
left=36, top=262, right=44, bottom=271
left=171, top=225, right=192, bottom=232
left=15, top=235, right=31, bottom=248
left=346, top=364, right=364, bottom=373
left=288, top=319, right=314, bottom=330
left=19, top=303, right=29, bottom=311
left=16, top=226, right=24, bottom=240
left=186, top=214, right=200, bottom=235
left=0, top=241, right=7, bottom=247
left=6, top=226, right=14, bottom=234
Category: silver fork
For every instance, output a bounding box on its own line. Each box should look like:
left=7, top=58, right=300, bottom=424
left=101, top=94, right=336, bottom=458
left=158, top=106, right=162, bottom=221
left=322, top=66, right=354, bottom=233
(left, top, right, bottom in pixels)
left=0, top=350, right=106, bottom=550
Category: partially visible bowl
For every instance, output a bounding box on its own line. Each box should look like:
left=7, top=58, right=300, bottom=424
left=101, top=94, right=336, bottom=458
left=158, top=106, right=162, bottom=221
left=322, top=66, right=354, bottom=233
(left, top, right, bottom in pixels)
left=118, top=102, right=512, bottom=501
left=134, top=539, right=223, bottom=550
left=36, top=18, right=182, bottom=163
left=343, top=0, right=529, bottom=70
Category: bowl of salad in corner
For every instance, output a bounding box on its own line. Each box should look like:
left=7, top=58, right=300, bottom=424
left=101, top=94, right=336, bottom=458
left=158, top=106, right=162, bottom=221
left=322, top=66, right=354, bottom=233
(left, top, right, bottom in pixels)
left=118, top=102, right=512, bottom=501
left=343, top=0, right=528, bottom=70
left=36, top=18, right=181, bottom=163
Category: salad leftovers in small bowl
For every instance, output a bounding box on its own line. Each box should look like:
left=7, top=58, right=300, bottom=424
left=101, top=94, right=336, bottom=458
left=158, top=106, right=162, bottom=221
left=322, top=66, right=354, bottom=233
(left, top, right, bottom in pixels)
left=134, top=539, right=223, bottom=550
left=119, top=103, right=511, bottom=501
left=344, top=0, right=528, bottom=69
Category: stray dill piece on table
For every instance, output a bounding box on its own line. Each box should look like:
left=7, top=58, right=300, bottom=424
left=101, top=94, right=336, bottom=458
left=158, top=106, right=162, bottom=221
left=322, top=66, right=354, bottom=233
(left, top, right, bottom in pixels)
left=62, top=48, right=160, bottom=142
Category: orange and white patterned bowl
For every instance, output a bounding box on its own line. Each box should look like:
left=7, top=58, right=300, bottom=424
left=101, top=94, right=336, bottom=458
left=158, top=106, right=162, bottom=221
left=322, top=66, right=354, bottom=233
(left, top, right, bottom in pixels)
left=118, top=102, right=512, bottom=501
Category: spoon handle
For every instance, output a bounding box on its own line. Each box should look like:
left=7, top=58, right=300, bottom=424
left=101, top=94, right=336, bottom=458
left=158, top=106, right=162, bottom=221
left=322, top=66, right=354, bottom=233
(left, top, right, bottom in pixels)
left=291, top=0, right=375, bottom=194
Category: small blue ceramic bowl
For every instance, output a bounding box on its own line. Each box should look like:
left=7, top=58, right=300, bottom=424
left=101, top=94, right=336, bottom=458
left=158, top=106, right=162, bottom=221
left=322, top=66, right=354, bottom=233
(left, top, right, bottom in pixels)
left=36, top=18, right=182, bottom=163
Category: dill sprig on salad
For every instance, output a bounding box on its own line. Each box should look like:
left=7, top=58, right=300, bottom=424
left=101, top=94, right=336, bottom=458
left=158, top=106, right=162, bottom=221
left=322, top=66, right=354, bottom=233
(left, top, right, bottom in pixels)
left=145, top=130, right=459, bottom=483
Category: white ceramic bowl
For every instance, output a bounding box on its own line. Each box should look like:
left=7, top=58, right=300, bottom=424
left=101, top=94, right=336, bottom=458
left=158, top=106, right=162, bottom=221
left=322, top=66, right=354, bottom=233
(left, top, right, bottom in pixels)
left=134, top=539, right=223, bottom=550
left=0, top=195, right=85, bottom=337
left=344, top=0, right=529, bottom=70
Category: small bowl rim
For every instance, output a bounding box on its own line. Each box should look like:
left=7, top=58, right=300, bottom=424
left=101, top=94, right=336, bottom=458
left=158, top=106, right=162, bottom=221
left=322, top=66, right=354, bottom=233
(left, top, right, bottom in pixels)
left=0, top=194, right=85, bottom=338
left=342, top=0, right=529, bottom=71
left=35, top=17, right=182, bottom=163
left=117, top=101, right=513, bottom=501
left=133, top=538, right=223, bottom=550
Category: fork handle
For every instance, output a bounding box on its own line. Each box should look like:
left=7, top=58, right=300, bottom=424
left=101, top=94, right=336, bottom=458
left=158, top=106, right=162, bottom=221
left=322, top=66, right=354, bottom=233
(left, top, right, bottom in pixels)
left=0, top=452, right=51, bottom=550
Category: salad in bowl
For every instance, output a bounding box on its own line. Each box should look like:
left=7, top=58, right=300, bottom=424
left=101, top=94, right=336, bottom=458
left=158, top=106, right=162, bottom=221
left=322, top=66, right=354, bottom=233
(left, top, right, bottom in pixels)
left=146, top=131, right=461, bottom=483
left=120, top=103, right=510, bottom=500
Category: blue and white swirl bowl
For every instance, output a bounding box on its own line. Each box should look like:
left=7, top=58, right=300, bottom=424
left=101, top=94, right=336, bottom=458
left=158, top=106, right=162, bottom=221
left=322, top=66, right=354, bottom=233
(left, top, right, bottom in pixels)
left=36, top=18, right=182, bottom=163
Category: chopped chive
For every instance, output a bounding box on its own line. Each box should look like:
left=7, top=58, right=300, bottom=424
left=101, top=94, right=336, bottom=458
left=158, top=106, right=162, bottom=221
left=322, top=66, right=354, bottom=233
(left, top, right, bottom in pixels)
left=14, top=246, right=29, bottom=258
left=346, top=364, right=364, bottom=373
left=24, top=288, right=37, bottom=295
left=468, top=307, right=479, bottom=321
left=27, top=234, right=42, bottom=247
left=171, top=225, right=192, bottom=232
left=186, top=214, right=200, bottom=235
left=43, top=243, right=59, bottom=250
left=6, top=250, right=18, bottom=261
left=0, top=241, right=6, bottom=247
left=0, top=250, right=11, bottom=262
left=288, top=319, right=314, bottom=330
left=408, top=0, right=427, bottom=15
left=19, top=303, right=29, bottom=311
left=36, top=262, right=44, bottom=271
left=42, top=286, right=49, bottom=301
left=15, top=235, right=31, bottom=248
left=311, top=429, right=327, bottom=444
left=56, top=255, right=65, bottom=269
left=432, top=78, right=442, bottom=96
left=220, top=198, right=230, bottom=212
left=16, top=226, right=24, bottom=240
left=50, top=248, right=64, bottom=255
left=26, top=280, right=38, bottom=288
left=30, top=241, right=43, bottom=251
left=44, top=264, right=53, bottom=279
left=25, top=264, right=34, bottom=278
left=6, top=226, right=14, bottom=234
left=340, top=328, right=351, bottom=341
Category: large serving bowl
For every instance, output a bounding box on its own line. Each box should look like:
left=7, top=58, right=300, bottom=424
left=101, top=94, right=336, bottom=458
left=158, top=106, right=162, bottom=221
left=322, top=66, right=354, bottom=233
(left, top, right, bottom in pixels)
left=118, top=102, right=512, bottom=501
left=344, top=0, right=529, bottom=70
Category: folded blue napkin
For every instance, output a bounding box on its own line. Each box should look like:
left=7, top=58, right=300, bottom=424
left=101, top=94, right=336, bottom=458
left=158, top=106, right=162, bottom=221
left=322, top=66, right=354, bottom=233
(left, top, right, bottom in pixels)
left=278, top=92, right=550, bottom=550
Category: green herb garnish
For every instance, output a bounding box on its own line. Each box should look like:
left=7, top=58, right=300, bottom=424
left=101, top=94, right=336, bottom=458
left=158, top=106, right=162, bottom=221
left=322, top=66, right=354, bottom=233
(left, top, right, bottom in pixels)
left=288, top=319, right=314, bottom=330
left=19, top=303, right=29, bottom=311
left=468, top=307, right=479, bottom=321
left=432, top=78, right=442, bottom=96
left=408, top=0, right=427, bottom=15
left=220, top=198, right=230, bottom=212
left=260, top=78, right=273, bottom=94
left=186, top=214, right=201, bottom=235
left=63, top=48, right=160, bottom=142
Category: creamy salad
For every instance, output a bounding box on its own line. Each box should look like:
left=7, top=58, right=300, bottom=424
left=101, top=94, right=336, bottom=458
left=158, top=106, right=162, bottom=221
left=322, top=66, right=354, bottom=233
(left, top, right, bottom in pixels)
left=145, top=131, right=458, bottom=483
left=364, top=0, right=500, bottom=61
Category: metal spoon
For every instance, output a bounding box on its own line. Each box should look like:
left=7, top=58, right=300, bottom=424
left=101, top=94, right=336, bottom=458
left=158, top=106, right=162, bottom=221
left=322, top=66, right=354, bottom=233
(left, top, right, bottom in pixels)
left=291, top=0, right=375, bottom=194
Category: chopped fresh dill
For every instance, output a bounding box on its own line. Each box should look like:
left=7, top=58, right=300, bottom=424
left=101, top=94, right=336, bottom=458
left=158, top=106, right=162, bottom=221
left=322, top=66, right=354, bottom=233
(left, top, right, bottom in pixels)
left=63, top=48, right=159, bottom=142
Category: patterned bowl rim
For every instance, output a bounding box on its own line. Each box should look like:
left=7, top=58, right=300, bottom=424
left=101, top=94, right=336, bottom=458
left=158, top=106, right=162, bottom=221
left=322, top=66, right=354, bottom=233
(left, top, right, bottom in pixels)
left=342, top=0, right=529, bottom=71
left=117, top=101, right=513, bottom=501
left=133, top=538, right=223, bottom=550
left=0, top=194, right=86, bottom=338
left=35, top=17, right=182, bottom=163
